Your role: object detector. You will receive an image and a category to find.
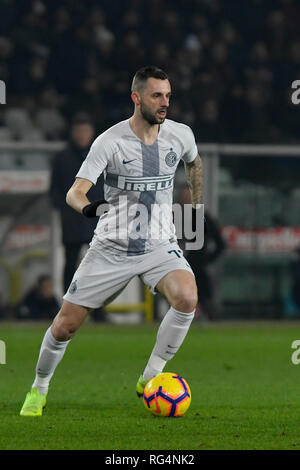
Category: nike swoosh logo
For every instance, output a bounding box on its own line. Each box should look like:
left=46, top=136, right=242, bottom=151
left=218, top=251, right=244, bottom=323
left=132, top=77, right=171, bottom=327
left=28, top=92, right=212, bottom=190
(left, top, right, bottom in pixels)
left=167, top=345, right=177, bottom=349
left=123, top=159, right=137, bottom=164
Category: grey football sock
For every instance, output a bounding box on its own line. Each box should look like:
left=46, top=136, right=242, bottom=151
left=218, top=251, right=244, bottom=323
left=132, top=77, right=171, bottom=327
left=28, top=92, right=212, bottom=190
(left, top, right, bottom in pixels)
left=143, top=307, right=195, bottom=380
left=32, top=327, right=70, bottom=394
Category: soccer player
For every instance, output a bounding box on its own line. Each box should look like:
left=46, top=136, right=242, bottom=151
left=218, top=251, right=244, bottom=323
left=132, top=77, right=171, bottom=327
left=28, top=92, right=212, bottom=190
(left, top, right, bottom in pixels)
left=20, top=66, right=203, bottom=416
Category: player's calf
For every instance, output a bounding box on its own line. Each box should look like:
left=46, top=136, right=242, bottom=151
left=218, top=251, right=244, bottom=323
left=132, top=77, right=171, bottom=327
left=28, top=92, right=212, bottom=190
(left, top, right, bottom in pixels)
left=141, top=271, right=197, bottom=384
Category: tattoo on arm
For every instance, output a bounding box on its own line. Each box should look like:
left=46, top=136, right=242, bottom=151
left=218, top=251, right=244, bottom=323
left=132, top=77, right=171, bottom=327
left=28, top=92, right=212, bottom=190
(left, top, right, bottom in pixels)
left=184, top=154, right=203, bottom=207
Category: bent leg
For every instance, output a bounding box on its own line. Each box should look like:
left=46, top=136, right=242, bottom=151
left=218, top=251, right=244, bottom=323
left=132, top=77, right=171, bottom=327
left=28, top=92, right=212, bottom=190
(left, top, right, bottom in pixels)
left=29, top=240, right=137, bottom=398
left=32, top=300, right=91, bottom=394
left=142, top=270, right=197, bottom=381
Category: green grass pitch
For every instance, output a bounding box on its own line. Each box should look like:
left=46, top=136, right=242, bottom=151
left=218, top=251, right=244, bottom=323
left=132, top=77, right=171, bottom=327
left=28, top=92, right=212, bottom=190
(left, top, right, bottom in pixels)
left=1, top=320, right=300, bottom=450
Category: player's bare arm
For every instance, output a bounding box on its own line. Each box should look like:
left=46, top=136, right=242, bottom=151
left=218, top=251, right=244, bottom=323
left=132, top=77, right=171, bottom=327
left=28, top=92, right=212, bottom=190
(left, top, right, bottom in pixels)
left=184, top=154, right=203, bottom=207
left=66, top=177, right=93, bottom=214
left=66, top=178, right=108, bottom=218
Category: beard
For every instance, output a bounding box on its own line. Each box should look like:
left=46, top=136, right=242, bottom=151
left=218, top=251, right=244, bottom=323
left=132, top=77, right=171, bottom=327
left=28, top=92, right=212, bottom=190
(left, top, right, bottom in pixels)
left=140, top=101, right=167, bottom=125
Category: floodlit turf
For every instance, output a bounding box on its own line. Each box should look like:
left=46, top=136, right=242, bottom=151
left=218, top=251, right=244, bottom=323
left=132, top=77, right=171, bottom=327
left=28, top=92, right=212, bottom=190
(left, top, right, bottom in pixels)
left=1, top=320, right=300, bottom=450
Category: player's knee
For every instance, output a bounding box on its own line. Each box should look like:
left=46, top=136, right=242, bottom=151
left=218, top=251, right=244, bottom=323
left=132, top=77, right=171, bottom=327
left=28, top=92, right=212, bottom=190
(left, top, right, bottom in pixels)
left=51, top=318, right=78, bottom=341
left=171, top=289, right=198, bottom=313
left=51, top=302, right=91, bottom=341
left=51, top=311, right=80, bottom=341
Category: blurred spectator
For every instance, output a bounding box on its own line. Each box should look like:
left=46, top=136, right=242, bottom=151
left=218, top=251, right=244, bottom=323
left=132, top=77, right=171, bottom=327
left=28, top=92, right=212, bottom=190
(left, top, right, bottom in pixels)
left=187, top=212, right=227, bottom=321
left=35, top=88, right=66, bottom=139
left=179, top=188, right=227, bottom=321
left=49, top=112, right=104, bottom=293
left=17, top=275, right=59, bottom=320
left=195, top=99, right=225, bottom=142
left=4, top=106, right=35, bottom=140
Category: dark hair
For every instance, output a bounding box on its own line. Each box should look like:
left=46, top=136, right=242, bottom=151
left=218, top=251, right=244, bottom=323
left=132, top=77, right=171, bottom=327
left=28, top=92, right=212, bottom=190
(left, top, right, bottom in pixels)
left=71, top=112, right=94, bottom=127
left=37, top=274, right=51, bottom=285
left=131, top=66, right=169, bottom=92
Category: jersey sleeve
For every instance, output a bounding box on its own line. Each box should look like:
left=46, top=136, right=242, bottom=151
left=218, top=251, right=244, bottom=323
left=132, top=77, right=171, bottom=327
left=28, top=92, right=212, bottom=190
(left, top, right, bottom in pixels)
left=76, top=134, right=111, bottom=184
left=181, top=125, right=198, bottom=163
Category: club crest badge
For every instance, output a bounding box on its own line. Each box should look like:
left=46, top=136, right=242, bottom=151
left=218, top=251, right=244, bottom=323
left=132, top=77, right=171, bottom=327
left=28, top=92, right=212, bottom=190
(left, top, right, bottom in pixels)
left=165, top=149, right=177, bottom=167
left=69, top=280, right=77, bottom=294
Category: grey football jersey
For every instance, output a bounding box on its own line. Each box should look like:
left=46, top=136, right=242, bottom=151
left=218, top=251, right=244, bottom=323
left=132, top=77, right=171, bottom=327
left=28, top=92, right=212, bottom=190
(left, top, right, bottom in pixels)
left=76, top=118, right=198, bottom=255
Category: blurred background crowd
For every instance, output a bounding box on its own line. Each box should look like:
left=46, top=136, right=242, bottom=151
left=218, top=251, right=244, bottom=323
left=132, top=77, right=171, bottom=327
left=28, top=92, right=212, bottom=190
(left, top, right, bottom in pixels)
left=0, top=0, right=300, bottom=322
left=0, top=0, right=299, bottom=143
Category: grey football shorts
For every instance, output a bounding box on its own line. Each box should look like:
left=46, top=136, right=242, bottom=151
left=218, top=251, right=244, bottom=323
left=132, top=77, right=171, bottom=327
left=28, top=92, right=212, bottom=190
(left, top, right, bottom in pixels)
left=63, top=240, right=194, bottom=309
